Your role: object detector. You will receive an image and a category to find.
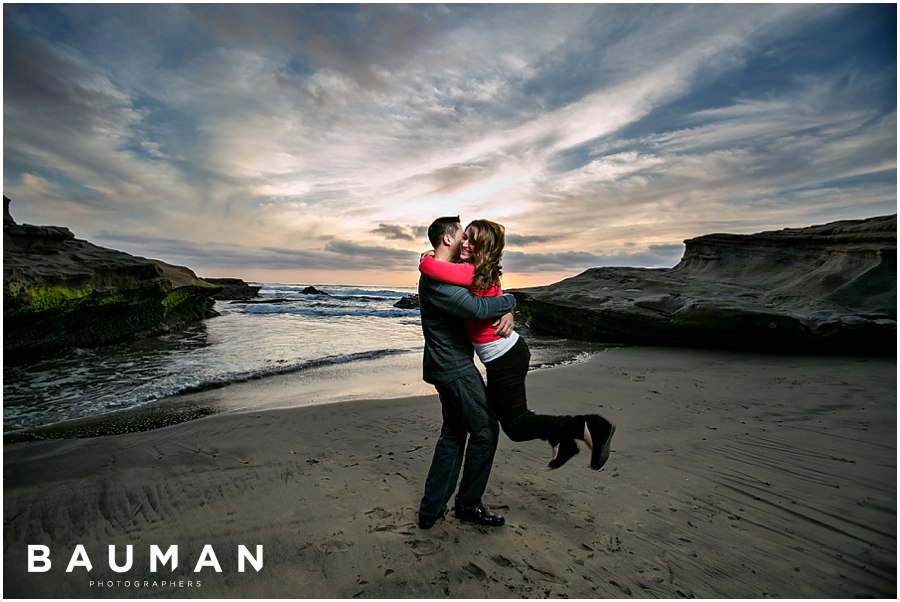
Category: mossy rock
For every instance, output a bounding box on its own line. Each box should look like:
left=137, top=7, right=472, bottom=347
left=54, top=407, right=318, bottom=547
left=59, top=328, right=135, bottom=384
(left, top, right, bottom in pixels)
left=4, top=282, right=217, bottom=361
left=4, top=214, right=221, bottom=361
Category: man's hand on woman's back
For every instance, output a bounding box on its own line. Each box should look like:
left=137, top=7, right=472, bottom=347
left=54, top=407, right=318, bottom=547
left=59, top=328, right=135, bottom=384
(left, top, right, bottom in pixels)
left=493, top=312, right=514, bottom=337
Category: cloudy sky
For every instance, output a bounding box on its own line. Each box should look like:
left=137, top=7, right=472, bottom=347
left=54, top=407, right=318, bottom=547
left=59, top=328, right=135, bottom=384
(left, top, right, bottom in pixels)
left=3, top=4, right=896, bottom=287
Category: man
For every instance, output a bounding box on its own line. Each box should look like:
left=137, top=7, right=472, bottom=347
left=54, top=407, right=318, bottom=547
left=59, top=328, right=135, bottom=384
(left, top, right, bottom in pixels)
left=417, top=216, right=516, bottom=529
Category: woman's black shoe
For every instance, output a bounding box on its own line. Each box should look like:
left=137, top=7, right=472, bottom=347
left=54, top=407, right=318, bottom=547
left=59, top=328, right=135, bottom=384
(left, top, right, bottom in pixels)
left=453, top=503, right=505, bottom=527
left=586, top=416, right=616, bottom=470
left=548, top=438, right=579, bottom=469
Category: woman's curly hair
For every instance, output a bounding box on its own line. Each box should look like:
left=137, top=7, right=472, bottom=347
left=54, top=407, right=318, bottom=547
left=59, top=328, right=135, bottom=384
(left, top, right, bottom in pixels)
left=465, top=219, right=505, bottom=292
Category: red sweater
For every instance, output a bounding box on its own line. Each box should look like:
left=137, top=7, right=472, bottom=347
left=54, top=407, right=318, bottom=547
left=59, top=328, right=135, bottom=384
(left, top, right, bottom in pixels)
left=419, top=256, right=503, bottom=344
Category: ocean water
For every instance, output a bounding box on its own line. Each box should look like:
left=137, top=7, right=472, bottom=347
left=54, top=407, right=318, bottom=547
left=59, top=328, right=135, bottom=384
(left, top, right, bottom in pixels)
left=3, top=283, right=605, bottom=434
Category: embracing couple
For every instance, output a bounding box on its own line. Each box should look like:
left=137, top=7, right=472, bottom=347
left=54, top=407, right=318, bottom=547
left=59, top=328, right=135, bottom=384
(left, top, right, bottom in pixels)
left=416, top=215, right=616, bottom=530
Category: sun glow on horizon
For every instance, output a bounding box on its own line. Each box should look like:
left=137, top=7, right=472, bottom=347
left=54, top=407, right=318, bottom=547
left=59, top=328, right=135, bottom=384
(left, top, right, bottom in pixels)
left=196, top=266, right=575, bottom=291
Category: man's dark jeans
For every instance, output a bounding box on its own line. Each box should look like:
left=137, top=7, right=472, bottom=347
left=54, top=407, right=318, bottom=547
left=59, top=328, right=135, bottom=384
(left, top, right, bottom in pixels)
left=419, top=369, right=499, bottom=519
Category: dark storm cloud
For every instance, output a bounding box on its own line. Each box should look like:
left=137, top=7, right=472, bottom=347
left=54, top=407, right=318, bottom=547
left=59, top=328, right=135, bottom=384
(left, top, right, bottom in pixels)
left=371, top=224, right=414, bottom=241
left=370, top=224, right=428, bottom=242
left=505, top=233, right=557, bottom=246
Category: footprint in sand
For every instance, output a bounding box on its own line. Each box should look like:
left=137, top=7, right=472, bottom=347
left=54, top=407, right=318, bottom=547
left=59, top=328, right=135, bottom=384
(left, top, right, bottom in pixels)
left=319, top=539, right=353, bottom=554
left=366, top=507, right=416, bottom=535
left=491, top=555, right=516, bottom=568
left=463, top=561, right=488, bottom=580
left=365, top=507, right=392, bottom=520
left=406, top=538, right=442, bottom=557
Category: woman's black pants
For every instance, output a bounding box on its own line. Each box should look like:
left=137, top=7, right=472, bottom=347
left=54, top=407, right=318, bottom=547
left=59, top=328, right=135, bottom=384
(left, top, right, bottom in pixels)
left=484, top=337, right=584, bottom=445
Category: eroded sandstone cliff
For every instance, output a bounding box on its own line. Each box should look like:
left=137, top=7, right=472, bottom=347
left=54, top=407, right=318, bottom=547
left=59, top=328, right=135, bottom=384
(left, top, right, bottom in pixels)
left=511, top=215, right=896, bottom=355
left=3, top=197, right=220, bottom=361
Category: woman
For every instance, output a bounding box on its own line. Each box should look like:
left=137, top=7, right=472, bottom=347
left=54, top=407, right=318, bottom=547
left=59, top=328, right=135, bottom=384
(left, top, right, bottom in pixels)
left=419, top=219, right=615, bottom=470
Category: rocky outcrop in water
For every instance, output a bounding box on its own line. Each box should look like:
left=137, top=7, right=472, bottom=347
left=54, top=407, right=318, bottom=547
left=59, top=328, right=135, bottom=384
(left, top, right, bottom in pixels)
left=4, top=196, right=220, bottom=361
left=300, top=285, right=329, bottom=295
left=203, top=277, right=261, bottom=300
left=511, top=215, right=896, bottom=355
left=394, top=294, right=419, bottom=309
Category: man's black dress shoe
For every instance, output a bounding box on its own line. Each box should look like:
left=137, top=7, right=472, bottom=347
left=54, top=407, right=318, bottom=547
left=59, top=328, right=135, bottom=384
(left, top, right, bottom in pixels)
left=548, top=438, right=579, bottom=469
left=453, top=504, right=505, bottom=527
left=586, top=416, right=616, bottom=470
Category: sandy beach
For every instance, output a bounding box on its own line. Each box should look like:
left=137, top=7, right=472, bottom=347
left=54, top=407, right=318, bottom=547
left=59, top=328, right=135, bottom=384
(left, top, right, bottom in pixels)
left=3, top=346, right=896, bottom=598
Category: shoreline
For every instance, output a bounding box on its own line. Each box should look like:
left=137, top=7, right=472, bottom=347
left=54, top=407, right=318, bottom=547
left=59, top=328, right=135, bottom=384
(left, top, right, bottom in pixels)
left=3, top=342, right=604, bottom=444
left=4, top=346, right=896, bottom=598
left=3, top=347, right=435, bottom=443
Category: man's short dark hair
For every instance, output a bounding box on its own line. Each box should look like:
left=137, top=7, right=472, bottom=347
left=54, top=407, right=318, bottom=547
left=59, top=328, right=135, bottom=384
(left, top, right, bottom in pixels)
left=427, top=215, right=461, bottom=248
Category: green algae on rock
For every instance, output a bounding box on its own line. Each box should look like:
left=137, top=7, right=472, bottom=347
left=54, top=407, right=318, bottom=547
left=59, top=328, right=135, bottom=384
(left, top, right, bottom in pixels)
left=3, top=196, right=221, bottom=361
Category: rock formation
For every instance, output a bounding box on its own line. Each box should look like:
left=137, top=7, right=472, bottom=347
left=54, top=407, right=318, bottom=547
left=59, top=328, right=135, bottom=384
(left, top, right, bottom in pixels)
left=300, top=285, right=328, bottom=295
left=4, top=197, right=221, bottom=361
left=394, top=294, right=419, bottom=309
left=203, top=277, right=261, bottom=300
left=511, top=215, right=896, bottom=356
